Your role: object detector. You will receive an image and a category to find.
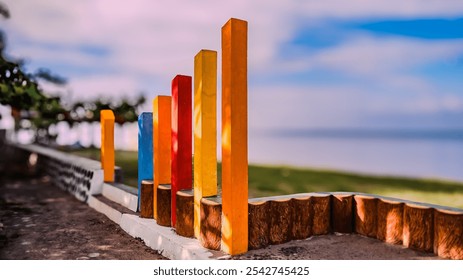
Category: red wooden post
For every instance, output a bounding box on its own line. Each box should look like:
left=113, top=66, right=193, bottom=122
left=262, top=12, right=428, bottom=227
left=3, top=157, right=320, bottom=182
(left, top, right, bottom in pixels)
left=171, top=75, right=192, bottom=227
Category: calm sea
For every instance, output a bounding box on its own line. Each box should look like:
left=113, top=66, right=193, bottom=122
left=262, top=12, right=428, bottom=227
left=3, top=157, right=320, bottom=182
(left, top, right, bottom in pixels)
left=46, top=124, right=463, bottom=182
left=248, top=129, right=463, bottom=182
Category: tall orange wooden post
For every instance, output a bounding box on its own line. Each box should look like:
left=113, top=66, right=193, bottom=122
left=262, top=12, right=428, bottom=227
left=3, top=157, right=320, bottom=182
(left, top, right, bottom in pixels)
left=171, top=75, right=192, bottom=227
left=153, top=96, right=172, bottom=220
left=100, top=109, right=115, bottom=183
left=194, top=50, right=218, bottom=238
left=221, top=18, right=248, bottom=255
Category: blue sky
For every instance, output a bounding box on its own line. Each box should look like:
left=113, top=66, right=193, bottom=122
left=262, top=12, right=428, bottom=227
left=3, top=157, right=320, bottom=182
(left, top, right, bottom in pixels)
left=2, top=0, right=463, bottom=132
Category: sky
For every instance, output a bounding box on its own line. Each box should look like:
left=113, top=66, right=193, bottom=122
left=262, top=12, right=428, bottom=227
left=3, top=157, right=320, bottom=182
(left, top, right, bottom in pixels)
left=1, top=0, right=463, bottom=132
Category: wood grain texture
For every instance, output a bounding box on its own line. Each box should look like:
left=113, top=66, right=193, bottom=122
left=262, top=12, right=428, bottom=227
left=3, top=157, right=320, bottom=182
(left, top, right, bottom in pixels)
left=175, top=190, right=194, bottom=237
left=377, top=199, right=403, bottom=244
left=354, top=195, right=378, bottom=238
left=100, top=110, right=115, bottom=182
left=194, top=49, right=218, bottom=238
left=200, top=198, right=222, bottom=250
left=331, top=194, right=353, bottom=233
left=311, top=195, right=331, bottom=235
left=433, top=209, right=463, bottom=259
left=140, top=180, right=154, bottom=219
left=221, top=18, right=249, bottom=255
left=268, top=199, right=292, bottom=244
left=137, top=113, right=153, bottom=211
left=248, top=201, right=269, bottom=250
left=153, top=96, right=171, bottom=220
left=403, top=204, right=433, bottom=252
left=291, top=197, right=312, bottom=240
left=171, top=75, right=192, bottom=227
left=156, top=184, right=171, bottom=227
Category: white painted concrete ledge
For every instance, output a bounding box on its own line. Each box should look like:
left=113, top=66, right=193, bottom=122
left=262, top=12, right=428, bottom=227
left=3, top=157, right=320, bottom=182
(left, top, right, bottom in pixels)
left=120, top=214, right=227, bottom=260
left=87, top=195, right=123, bottom=225
left=88, top=187, right=227, bottom=260
left=102, top=183, right=138, bottom=212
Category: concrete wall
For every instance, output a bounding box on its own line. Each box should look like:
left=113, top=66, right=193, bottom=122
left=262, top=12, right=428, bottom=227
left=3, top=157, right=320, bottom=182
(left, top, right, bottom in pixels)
left=11, top=143, right=104, bottom=202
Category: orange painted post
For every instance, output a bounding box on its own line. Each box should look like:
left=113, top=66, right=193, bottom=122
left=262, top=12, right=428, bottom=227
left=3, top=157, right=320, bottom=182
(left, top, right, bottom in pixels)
left=194, top=49, right=218, bottom=238
left=221, top=18, right=248, bottom=255
left=100, top=109, right=115, bottom=182
left=153, top=96, right=172, bottom=220
left=171, top=75, right=192, bottom=227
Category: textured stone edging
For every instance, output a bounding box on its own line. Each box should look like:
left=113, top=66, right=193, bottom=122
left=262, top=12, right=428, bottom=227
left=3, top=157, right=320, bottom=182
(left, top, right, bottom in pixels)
left=13, top=143, right=104, bottom=202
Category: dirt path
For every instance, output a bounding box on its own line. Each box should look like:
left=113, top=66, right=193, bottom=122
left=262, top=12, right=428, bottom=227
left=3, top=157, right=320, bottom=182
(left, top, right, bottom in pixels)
left=0, top=175, right=167, bottom=260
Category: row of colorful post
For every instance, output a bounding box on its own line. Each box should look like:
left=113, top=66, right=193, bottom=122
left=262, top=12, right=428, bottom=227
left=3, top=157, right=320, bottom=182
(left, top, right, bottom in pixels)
left=100, top=18, right=248, bottom=255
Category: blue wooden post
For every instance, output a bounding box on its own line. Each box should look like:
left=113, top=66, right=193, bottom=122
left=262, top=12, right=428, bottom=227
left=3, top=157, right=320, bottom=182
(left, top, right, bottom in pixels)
left=138, top=112, right=153, bottom=211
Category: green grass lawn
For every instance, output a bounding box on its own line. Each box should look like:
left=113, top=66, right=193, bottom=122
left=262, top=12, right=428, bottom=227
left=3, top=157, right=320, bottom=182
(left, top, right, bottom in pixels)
left=67, top=149, right=463, bottom=209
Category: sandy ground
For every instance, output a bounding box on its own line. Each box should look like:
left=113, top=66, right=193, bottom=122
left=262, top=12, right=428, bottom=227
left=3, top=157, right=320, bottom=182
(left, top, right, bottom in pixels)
left=0, top=175, right=166, bottom=260
left=0, top=174, right=441, bottom=260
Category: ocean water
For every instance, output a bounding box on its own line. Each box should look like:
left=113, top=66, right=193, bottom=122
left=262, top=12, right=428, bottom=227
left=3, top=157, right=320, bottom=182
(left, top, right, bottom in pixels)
left=248, top=129, right=463, bottom=182
left=20, top=122, right=463, bottom=182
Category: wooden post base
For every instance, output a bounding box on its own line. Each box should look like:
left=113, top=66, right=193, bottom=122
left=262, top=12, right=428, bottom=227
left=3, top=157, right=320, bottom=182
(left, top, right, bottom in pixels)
left=434, top=209, right=463, bottom=259
left=176, top=190, right=194, bottom=237
left=403, top=203, right=433, bottom=252
left=332, top=194, right=353, bottom=233
left=140, top=180, right=154, bottom=218
left=377, top=199, right=403, bottom=244
left=312, top=195, right=331, bottom=235
left=354, top=195, right=378, bottom=238
left=157, top=184, right=171, bottom=227
left=269, top=199, right=292, bottom=244
left=248, top=200, right=270, bottom=250
left=200, top=197, right=222, bottom=250
left=291, top=197, right=312, bottom=240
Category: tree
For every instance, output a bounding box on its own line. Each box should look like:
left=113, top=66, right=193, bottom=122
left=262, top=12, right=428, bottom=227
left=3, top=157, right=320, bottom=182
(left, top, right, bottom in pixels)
left=0, top=2, right=68, bottom=144
left=68, top=95, right=146, bottom=125
left=0, top=2, right=9, bottom=19
left=0, top=2, right=9, bottom=54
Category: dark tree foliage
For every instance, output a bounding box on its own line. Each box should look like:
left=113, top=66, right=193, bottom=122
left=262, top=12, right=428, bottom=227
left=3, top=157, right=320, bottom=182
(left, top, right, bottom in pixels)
left=0, top=2, right=9, bottom=19
left=69, top=95, right=146, bottom=125
left=34, top=68, right=67, bottom=85
left=0, top=2, right=50, bottom=111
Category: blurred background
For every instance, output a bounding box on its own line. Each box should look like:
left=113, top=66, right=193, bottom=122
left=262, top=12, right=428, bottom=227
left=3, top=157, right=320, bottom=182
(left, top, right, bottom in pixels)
left=1, top=0, right=463, bottom=185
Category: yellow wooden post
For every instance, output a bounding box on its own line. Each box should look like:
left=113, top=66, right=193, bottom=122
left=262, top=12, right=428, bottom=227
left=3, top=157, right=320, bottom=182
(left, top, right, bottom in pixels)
left=221, top=18, right=248, bottom=255
left=153, top=96, right=172, bottom=220
left=100, top=109, right=115, bottom=183
left=194, top=50, right=218, bottom=238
